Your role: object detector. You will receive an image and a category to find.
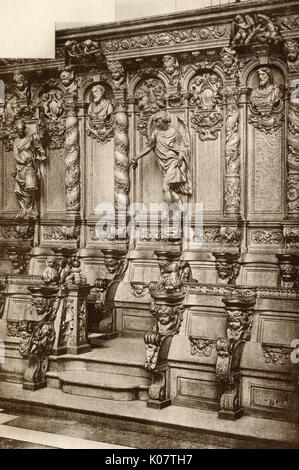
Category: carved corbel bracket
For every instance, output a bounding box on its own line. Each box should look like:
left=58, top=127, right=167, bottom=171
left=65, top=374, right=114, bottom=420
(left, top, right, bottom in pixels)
left=93, top=249, right=128, bottom=334
left=145, top=290, right=185, bottom=409
left=213, top=252, right=240, bottom=286
left=216, top=296, right=256, bottom=420
left=150, top=251, right=196, bottom=294
left=8, top=247, right=31, bottom=275
left=283, top=227, right=299, bottom=250
left=19, top=285, right=60, bottom=390
left=276, top=254, right=299, bottom=289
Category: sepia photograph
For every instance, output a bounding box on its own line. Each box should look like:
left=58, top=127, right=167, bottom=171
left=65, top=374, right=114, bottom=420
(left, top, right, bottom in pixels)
left=0, top=0, right=298, bottom=453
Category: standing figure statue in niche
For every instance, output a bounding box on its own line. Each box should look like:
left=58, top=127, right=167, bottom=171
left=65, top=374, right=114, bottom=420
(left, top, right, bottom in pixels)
left=131, top=111, right=192, bottom=206
left=88, top=84, right=113, bottom=120
left=12, top=119, right=46, bottom=220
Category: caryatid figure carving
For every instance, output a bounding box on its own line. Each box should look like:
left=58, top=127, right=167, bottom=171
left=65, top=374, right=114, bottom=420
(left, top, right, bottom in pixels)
left=131, top=111, right=192, bottom=206
left=88, top=84, right=114, bottom=120
left=12, top=119, right=46, bottom=220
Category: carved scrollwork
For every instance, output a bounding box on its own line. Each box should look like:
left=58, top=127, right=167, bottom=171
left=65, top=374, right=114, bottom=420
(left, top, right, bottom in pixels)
left=102, top=25, right=230, bottom=53
left=38, top=88, right=65, bottom=149
left=65, top=39, right=103, bottom=64
left=190, top=71, right=223, bottom=141
left=251, top=230, right=283, bottom=245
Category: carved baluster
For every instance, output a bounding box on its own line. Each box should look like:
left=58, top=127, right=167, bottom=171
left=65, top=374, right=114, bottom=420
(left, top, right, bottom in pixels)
left=216, top=296, right=256, bottom=420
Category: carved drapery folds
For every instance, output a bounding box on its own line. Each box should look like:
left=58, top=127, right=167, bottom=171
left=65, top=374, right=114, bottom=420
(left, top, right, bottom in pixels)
left=287, top=102, right=299, bottom=215
left=216, top=296, right=256, bottom=420
left=190, top=68, right=223, bottom=141
left=93, top=250, right=128, bottom=333
left=145, top=251, right=195, bottom=408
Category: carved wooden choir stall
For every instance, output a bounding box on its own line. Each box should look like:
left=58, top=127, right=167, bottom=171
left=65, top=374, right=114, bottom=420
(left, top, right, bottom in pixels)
left=0, top=1, right=298, bottom=423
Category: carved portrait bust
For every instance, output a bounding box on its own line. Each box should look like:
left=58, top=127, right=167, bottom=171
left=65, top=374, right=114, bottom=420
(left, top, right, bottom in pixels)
left=250, top=67, right=283, bottom=111
left=88, top=84, right=113, bottom=120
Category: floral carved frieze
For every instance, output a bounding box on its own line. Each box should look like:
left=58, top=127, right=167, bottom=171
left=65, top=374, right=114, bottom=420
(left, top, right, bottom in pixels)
left=102, top=25, right=230, bottom=53
left=189, top=337, right=216, bottom=357
left=42, top=225, right=80, bottom=242
left=0, top=223, right=34, bottom=240
left=190, top=71, right=223, bottom=141
left=251, top=230, right=283, bottom=245
left=262, top=344, right=292, bottom=366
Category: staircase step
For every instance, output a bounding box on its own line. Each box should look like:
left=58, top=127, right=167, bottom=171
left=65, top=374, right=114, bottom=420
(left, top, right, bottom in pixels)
left=58, top=370, right=150, bottom=401
left=49, top=338, right=150, bottom=379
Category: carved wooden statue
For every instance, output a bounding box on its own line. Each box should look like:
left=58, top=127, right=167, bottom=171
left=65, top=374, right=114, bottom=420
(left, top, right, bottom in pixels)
left=131, top=111, right=192, bottom=206
left=12, top=119, right=46, bottom=220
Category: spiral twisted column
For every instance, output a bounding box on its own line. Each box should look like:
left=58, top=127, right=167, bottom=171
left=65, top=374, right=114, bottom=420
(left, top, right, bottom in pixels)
left=65, top=98, right=80, bottom=214
left=114, top=89, right=129, bottom=239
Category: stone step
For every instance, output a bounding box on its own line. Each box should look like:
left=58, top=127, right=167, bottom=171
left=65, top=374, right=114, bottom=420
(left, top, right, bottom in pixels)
left=56, top=370, right=150, bottom=401
left=49, top=337, right=150, bottom=379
